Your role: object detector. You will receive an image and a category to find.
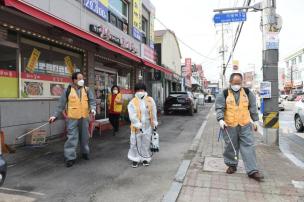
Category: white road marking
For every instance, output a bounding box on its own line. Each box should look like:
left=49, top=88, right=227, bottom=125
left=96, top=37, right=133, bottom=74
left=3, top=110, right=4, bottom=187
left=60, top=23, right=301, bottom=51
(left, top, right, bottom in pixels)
left=0, top=187, right=45, bottom=196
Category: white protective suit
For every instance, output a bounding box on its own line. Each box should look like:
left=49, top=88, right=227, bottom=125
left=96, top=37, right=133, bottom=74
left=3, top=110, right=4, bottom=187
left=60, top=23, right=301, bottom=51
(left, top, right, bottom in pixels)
left=127, top=96, right=158, bottom=163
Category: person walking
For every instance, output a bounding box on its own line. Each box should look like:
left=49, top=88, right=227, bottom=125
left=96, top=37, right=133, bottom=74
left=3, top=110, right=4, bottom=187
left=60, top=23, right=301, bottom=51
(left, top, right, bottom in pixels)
left=215, top=71, right=264, bottom=181
left=49, top=72, right=96, bottom=167
left=127, top=83, right=158, bottom=168
left=107, top=85, right=123, bottom=136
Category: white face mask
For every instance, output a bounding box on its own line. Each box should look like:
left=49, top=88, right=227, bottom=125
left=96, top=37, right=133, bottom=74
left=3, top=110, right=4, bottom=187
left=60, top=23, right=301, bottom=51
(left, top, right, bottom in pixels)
left=135, top=92, right=147, bottom=99
left=113, top=90, right=118, bottom=94
left=77, top=79, right=84, bottom=87
left=231, top=85, right=241, bottom=92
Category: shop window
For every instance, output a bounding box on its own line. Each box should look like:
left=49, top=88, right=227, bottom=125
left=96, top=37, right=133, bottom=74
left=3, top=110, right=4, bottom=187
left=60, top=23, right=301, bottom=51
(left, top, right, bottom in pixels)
left=123, top=23, right=128, bottom=34
left=109, top=11, right=129, bottom=34
left=109, top=12, right=117, bottom=27
left=117, top=19, right=123, bottom=31
left=118, top=73, right=130, bottom=90
left=20, top=37, right=82, bottom=98
left=109, top=0, right=128, bottom=20
left=142, top=17, right=148, bottom=44
left=0, top=44, right=18, bottom=98
left=94, top=70, right=117, bottom=120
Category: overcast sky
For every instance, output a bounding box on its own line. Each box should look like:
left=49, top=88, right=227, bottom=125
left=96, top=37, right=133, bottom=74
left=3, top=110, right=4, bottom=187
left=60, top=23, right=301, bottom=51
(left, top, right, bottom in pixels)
left=150, top=0, right=304, bottom=82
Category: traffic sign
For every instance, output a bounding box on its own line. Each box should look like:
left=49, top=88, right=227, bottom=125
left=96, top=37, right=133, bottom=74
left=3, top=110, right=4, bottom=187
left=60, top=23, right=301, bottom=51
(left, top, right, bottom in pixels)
left=213, top=12, right=247, bottom=24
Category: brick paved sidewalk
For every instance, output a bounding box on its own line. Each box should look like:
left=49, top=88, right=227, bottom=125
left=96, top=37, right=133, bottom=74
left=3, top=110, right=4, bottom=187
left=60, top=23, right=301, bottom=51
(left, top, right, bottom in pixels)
left=177, top=111, right=304, bottom=202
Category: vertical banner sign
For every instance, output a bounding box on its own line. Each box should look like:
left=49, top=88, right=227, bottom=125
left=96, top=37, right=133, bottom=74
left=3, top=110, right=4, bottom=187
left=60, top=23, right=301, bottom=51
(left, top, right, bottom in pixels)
left=149, top=12, right=155, bottom=49
left=133, top=0, right=142, bottom=41
left=185, top=58, right=192, bottom=88
left=26, top=48, right=41, bottom=73
left=83, top=0, right=109, bottom=21
left=64, top=56, right=74, bottom=75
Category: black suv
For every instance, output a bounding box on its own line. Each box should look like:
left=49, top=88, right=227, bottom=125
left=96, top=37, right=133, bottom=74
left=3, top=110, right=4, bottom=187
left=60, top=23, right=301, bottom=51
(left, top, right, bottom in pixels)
left=164, top=92, right=197, bottom=115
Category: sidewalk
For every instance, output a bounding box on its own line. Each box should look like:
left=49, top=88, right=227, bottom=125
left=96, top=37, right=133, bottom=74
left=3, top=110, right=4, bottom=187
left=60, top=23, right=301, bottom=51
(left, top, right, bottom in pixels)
left=177, top=110, right=304, bottom=202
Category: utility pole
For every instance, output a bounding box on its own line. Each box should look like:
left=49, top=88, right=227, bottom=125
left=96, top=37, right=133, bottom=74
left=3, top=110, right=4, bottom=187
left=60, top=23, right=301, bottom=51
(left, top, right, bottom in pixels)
left=213, top=0, right=282, bottom=146
left=261, top=0, right=281, bottom=146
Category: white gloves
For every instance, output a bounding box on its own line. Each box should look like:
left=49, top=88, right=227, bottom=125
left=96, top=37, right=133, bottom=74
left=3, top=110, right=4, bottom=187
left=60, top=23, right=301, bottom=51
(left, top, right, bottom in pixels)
left=219, top=120, right=227, bottom=129
left=49, top=116, right=56, bottom=123
left=91, top=109, right=96, bottom=116
left=252, top=121, right=259, bottom=131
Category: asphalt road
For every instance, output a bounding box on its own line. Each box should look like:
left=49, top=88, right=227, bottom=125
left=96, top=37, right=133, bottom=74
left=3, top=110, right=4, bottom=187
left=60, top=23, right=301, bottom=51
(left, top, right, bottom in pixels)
left=279, top=101, right=304, bottom=166
left=0, top=104, right=212, bottom=202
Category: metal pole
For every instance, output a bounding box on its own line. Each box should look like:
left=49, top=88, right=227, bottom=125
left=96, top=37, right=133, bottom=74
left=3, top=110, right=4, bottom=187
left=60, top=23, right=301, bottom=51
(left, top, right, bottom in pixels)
left=262, top=0, right=280, bottom=146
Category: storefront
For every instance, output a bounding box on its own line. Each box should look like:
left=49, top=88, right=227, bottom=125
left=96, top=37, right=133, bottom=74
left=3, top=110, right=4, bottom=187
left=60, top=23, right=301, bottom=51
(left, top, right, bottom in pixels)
left=0, top=11, right=90, bottom=144
left=93, top=54, right=134, bottom=122
left=0, top=0, right=171, bottom=144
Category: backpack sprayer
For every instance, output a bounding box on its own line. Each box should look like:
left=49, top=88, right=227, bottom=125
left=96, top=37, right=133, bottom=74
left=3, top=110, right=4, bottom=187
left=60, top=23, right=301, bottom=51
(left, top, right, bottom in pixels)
left=135, top=129, right=159, bottom=159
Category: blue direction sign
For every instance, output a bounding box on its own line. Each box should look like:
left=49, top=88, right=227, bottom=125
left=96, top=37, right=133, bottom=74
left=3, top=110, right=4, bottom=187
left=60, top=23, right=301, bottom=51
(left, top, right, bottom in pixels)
left=213, top=12, right=247, bottom=24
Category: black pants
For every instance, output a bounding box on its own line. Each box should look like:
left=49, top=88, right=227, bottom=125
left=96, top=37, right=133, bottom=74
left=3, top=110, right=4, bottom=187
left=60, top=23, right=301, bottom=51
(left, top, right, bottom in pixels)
left=109, top=113, right=120, bottom=132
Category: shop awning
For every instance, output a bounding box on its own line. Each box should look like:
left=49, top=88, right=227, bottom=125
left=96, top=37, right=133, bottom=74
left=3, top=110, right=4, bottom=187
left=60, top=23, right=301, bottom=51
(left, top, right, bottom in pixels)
left=4, top=0, right=142, bottom=62
left=4, top=0, right=174, bottom=75
left=142, top=60, right=172, bottom=75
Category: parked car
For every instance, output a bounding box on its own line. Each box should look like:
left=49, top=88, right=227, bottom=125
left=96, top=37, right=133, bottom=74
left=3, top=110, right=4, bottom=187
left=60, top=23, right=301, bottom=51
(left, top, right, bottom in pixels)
left=287, top=94, right=297, bottom=101
left=194, top=92, right=205, bottom=106
left=164, top=91, right=198, bottom=115
left=280, top=94, right=288, bottom=100
left=205, top=94, right=215, bottom=103
left=295, top=95, right=303, bottom=102
left=0, top=134, right=6, bottom=187
left=294, top=98, right=304, bottom=132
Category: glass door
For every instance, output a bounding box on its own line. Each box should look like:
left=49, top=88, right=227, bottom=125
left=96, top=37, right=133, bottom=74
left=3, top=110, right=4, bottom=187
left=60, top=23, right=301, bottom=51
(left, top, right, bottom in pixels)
left=94, top=70, right=117, bottom=120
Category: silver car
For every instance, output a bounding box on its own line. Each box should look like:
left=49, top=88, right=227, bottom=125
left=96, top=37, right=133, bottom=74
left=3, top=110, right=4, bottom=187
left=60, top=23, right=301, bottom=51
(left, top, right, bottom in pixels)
left=294, top=98, right=304, bottom=132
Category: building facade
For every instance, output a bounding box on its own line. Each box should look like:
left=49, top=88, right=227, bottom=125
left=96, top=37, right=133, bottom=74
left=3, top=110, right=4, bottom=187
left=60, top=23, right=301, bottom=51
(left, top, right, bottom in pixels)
left=284, top=48, right=304, bottom=94
left=0, top=0, right=171, bottom=144
left=154, top=29, right=182, bottom=109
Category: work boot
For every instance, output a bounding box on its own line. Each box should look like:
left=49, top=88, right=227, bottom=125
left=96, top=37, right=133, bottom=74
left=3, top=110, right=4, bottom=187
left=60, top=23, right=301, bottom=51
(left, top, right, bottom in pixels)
left=248, top=172, right=264, bottom=182
left=66, top=160, right=75, bottom=168
left=143, top=160, right=150, bottom=166
left=82, top=154, right=90, bottom=160
left=226, top=166, right=237, bottom=174
left=132, top=161, right=138, bottom=168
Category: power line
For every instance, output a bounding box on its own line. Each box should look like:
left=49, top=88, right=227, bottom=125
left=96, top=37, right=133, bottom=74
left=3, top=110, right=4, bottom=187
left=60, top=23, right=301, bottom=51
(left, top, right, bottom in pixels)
left=154, top=17, right=218, bottom=62
left=224, top=0, right=252, bottom=74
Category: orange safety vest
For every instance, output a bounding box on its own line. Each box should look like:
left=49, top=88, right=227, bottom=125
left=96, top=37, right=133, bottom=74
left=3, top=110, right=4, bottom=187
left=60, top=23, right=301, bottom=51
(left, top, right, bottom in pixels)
left=130, top=96, right=154, bottom=133
left=67, top=87, right=89, bottom=119
left=224, top=88, right=251, bottom=127
left=107, top=93, right=123, bottom=113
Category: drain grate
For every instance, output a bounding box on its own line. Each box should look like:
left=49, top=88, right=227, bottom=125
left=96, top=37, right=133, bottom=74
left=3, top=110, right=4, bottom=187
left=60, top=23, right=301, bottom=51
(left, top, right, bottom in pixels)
left=203, top=156, right=246, bottom=174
